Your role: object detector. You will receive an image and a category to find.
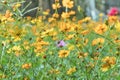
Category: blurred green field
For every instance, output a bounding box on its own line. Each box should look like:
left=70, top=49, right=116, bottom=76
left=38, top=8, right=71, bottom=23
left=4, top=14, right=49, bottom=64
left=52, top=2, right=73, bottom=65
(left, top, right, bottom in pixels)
left=0, top=0, right=120, bottom=80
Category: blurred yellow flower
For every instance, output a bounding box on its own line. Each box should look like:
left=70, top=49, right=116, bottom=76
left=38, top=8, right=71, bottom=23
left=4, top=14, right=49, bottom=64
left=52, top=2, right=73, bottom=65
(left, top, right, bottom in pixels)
left=115, top=21, right=120, bottom=32
left=62, top=0, right=74, bottom=8
left=101, top=56, right=116, bottom=72
left=4, top=10, right=13, bottom=18
left=67, top=67, right=76, bottom=75
left=12, top=3, right=21, bottom=11
left=92, top=38, right=105, bottom=46
left=52, top=3, right=61, bottom=10
left=58, top=50, right=69, bottom=58
left=68, top=44, right=75, bottom=51
left=22, top=63, right=31, bottom=69
left=108, top=16, right=118, bottom=25
left=94, top=24, right=107, bottom=34
left=81, top=30, right=89, bottom=35
left=69, top=10, right=75, bottom=15
left=78, top=52, right=88, bottom=58
left=61, top=12, right=70, bottom=19
left=52, top=13, right=59, bottom=18
left=65, top=34, right=75, bottom=40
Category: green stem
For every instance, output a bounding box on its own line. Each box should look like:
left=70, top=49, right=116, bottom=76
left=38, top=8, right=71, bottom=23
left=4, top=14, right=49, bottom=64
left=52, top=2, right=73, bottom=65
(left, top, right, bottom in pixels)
left=0, top=46, right=5, bottom=64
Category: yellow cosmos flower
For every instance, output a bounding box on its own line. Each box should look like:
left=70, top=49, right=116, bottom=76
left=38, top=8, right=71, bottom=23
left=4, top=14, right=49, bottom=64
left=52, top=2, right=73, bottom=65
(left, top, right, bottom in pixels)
left=48, top=17, right=56, bottom=22
left=69, top=10, right=75, bottom=15
left=108, top=16, right=118, bottom=25
left=62, top=0, right=74, bottom=8
left=12, top=3, right=21, bottom=11
left=101, top=63, right=110, bottom=72
left=92, top=38, right=105, bottom=46
left=4, top=10, right=13, bottom=18
left=22, top=63, right=31, bottom=69
left=65, top=34, right=75, bottom=40
left=12, top=45, right=22, bottom=56
left=52, top=3, right=61, bottom=10
left=52, top=13, right=59, bottom=18
left=101, top=56, right=116, bottom=72
left=61, top=12, right=70, bottom=19
left=94, top=24, right=107, bottom=34
left=102, top=56, right=116, bottom=65
left=67, top=67, right=76, bottom=75
left=81, top=30, right=89, bottom=35
left=58, top=50, right=70, bottom=58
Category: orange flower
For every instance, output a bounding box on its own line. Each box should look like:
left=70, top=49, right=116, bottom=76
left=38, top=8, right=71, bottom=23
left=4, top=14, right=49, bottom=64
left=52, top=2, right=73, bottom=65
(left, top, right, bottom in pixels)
left=81, top=30, right=89, bottom=35
left=22, top=63, right=31, bottom=69
left=69, top=10, right=75, bottom=15
left=61, top=12, right=70, bottom=19
left=52, top=13, right=59, bottom=18
left=52, top=3, right=61, bottom=10
left=4, top=10, right=13, bottom=18
left=108, top=16, right=118, bottom=25
left=94, top=24, right=107, bottom=34
left=62, top=0, right=74, bottom=8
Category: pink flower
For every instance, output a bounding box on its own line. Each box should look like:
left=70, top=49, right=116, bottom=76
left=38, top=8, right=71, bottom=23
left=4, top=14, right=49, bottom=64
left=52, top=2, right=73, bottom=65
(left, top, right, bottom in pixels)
left=57, top=40, right=66, bottom=47
left=108, top=7, right=119, bottom=16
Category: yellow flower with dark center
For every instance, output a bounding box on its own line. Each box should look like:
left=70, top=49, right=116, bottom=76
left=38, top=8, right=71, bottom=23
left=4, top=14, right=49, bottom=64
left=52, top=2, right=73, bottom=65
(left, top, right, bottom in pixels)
left=67, top=67, right=76, bottom=75
left=101, top=63, right=110, bottom=72
left=83, top=38, right=88, bottom=46
left=58, top=50, right=69, bottom=58
left=108, top=16, right=118, bottom=25
left=94, top=24, right=107, bottom=34
left=92, top=38, right=105, bottom=46
left=52, top=13, right=59, bottom=18
left=101, top=56, right=116, bottom=72
left=32, top=37, right=49, bottom=55
left=9, top=26, right=26, bottom=42
left=77, top=52, right=88, bottom=58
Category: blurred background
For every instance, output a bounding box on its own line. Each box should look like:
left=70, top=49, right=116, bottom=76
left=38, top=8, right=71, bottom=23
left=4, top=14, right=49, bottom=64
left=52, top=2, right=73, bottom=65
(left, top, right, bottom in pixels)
left=0, top=0, right=120, bottom=19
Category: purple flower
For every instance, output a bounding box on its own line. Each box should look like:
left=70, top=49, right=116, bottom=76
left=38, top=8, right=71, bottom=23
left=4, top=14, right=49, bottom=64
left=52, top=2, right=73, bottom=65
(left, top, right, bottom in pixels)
left=57, top=40, right=66, bottom=47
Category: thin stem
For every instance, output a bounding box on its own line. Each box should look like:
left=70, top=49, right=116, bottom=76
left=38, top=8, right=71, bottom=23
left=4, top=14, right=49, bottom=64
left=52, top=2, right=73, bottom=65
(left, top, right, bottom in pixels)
left=0, top=46, right=5, bottom=64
